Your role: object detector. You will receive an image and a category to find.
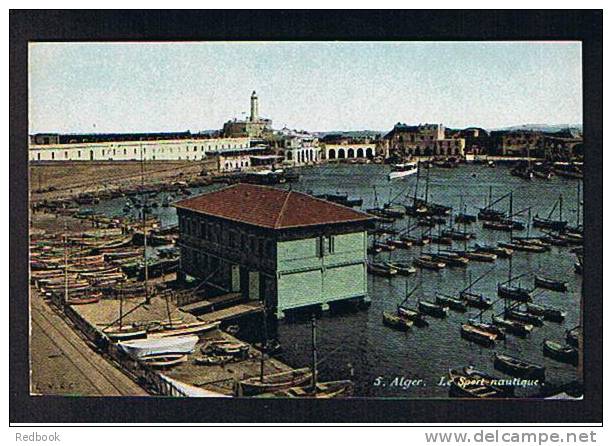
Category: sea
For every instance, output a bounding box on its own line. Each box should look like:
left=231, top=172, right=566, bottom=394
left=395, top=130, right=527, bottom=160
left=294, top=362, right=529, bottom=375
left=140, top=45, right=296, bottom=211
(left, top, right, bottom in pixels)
left=86, top=162, right=583, bottom=398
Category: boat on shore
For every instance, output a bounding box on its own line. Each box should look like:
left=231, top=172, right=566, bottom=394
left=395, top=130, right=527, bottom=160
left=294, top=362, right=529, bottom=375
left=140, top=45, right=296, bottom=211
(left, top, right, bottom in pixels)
left=493, top=352, right=545, bottom=380
left=147, top=321, right=221, bottom=338
left=117, top=334, right=199, bottom=359
left=237, top=368, right=313, bottom=396
left=258, top=380, right=354, bottom=398
left=543, top=340, right=579, bottom=366
left=139, top=353, right=187, bottom=368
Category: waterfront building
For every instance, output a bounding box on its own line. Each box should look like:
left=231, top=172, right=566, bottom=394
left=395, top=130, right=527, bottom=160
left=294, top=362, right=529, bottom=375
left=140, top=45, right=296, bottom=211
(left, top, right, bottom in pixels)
left=323, top=143, right=377, bottom=160
left=278, top=129, right=321, bottom=166
left=174, top=184, right=374, bottom=316
left=29, top=132, right=250, bottom=162
left=384, top=123, right=465, bottom=157
left=222, top=91, right=273, bottom=138
left=490, top=128, right=582, bottom=159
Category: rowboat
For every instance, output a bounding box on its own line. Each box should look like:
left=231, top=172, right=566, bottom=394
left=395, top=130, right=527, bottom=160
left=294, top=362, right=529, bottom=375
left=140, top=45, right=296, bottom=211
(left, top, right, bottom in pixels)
left=474, top=244, right=512, bottom=258
left=193, top=355, right=233, bottom=366
left=441, top=229, right=475, bottom=241
left=413, top=256, right=445, bottom=270
left=202, top=340, right=250, bottom=357
left=382, top=311, right=413, bottom=330
left=461, top=251, right=497, bottom=262
left=258, top=380, right=354, bottom=398
left=493, top=352, right=546, bottom=381
left=436, top=294, right=467, bottom=312
left=543, top=340, right=579, bottom=366
left=418, top=300, right=448, bottom=318
left=65, top=295, right=101, bottom=305
left=460, top=323, right=496, bottom=347
left=104, top=324, right=148, bottom=341
left=117, top=334, right=199, bottom=359
left=504, top=309, right=544, bottom=327
left=526, top=303, right=566, bottom=322
left=491, top=315, right=533, bottom=337
left=237, top=368, right=313, bottom=396
left=367, top=262, right=398, bottom=277
left=566, top=326, right=581, bottom=348
left=430, top=252, right=468, bottom=267
left=460, top=291, right=493, bottom=310
left=533, top=216, right=568, bottom=231
left=534, top=276, right=568, bottom=292
left=466, top=320, right=506, bottom=340
left=383, top=261, right=416, bottom=275
left=147, top=321, right=221, bottom=338
left=139, top=353, right=187, bottom=368
left=497, top=284, right=531, bottom=302
left=397, top=306, right=428, bottom=327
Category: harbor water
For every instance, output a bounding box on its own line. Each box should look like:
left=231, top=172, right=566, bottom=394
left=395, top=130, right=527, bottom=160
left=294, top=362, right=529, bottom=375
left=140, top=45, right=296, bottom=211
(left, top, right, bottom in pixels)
left=86, top=163, right=583, bottom=398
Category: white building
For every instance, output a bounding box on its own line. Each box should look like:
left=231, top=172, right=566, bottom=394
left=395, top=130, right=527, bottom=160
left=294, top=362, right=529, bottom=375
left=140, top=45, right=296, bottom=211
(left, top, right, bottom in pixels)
left=29, top=136, right=251, bottom=162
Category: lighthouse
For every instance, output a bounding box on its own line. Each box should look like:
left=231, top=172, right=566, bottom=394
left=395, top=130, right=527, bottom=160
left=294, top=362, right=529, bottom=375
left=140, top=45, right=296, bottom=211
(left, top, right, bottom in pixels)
left=249, top=91, right=258, bottom=122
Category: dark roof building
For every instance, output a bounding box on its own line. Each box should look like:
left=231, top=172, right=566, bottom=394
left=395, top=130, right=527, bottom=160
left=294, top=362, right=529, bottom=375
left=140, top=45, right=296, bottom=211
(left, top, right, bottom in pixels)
left=174, top=184, right=373, bottom=230
left=174, top=184, right=374, bottom=316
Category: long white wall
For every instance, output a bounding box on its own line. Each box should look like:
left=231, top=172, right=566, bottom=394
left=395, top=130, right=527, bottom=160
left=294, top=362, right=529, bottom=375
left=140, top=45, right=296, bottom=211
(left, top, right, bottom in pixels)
left=29, top=137, right=251, bottom=162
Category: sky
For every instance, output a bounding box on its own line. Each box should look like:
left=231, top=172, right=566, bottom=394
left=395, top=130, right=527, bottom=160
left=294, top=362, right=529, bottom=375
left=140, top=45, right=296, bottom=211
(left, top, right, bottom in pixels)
left=28, top=41, right=582, bottom=134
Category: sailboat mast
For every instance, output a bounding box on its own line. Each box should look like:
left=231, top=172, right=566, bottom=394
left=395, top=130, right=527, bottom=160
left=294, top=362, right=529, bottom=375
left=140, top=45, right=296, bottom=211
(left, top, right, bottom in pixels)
left=311, top=314, right=318, bottom=391
left=260, top=305, right=268, bottom=381
left=508, top=192, right=514, bottom=283
left=141, top=144, right=149, bottom=304
left=576, top=182, right=581, bottom=227
left=559, top=194, right=563, bottom=221
left=63, top=223, right=68, bottom=305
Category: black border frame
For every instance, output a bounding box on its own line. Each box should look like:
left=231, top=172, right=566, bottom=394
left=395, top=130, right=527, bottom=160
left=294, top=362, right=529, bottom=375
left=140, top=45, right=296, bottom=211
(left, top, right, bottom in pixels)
left=9, top=9, right=603, bottom=424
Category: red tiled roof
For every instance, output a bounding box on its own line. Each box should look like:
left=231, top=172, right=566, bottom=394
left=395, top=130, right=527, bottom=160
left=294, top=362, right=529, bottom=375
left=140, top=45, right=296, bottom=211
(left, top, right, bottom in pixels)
left=173, top=184, right=374, bottom=230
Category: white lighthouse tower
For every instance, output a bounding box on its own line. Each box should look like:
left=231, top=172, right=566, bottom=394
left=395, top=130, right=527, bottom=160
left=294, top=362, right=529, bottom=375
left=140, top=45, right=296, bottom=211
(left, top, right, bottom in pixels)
left=249, top=91, right=259, bottom=122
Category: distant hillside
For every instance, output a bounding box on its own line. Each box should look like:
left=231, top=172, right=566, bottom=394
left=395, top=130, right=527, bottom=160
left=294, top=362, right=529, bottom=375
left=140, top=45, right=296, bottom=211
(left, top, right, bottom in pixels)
left=313, top=130, right=385, bottom=138
left=491, top=124, right=583, bottom=133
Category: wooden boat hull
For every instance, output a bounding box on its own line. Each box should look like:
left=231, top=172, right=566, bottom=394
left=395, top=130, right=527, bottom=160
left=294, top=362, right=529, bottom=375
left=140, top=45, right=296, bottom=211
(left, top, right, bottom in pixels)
left=383, top=312, right=413, bottom=330
left=543, top=341, right=578, bottom=366
left=460, top=324, right=496, bottom=347
left=418, top=301, right=448, bottom=318
left=493, top=353, right=545, bottom=381
left=534, top=276, right=568, bottom=292
left=238, top=368, right=313, bottom=396
left=139, top=353, right=187, bottom=368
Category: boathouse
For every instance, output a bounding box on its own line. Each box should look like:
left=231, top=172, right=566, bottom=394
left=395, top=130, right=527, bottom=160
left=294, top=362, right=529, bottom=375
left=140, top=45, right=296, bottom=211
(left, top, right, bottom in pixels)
left=174, top=184, right=374, bottom=316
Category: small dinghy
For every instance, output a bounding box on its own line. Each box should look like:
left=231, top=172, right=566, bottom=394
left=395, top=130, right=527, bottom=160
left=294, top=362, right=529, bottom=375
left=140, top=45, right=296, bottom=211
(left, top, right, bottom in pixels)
left=383, top=261, right=416, bottom=275
left=534, top=275, right=568, bottom=292
left=104, top=324, right=148, bottom=341
left=202, top=339, right=250, bottom=357
left=493, top=352, right=545, bottom=381
left=543, top=340, right=579, bottom=365
left=436, top=294, right=467, bottom=312
left=526, top=303, right=565, bottom=322
left=397, top=306, right=429, bottom=327
left=139, top=353, right=187, bottom=368
left=193, top=355, right=233, bottom=366
left=460, top=323, right=496, bottom=347
left=418, top=300, right=448, bottom=318
left=118, top=334, right=199, bottom=359
left=147, top=321, right=221, bottom=338
left=258, top=380, right=354, bottom=398
left=491, top=315, right=533, bottom=337
left=382, top=311, right=413, bottom=331
left=237, top=368, right=313, bottom=396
